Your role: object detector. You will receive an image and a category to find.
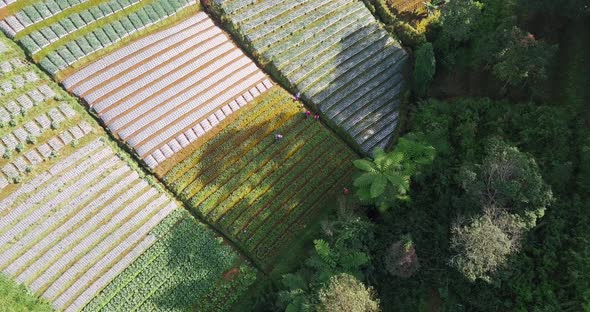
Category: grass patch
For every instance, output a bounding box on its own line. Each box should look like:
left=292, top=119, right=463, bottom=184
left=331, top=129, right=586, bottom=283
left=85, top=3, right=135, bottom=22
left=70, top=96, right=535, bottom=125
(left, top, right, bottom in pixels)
left=0, top=273, right=53, bottom=312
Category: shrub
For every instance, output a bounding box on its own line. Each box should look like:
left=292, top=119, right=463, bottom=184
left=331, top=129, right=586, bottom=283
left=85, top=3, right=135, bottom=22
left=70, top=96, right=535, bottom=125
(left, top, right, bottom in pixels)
left=317, top=273, right=380, bottom=312
left=384, top=235, right=420, bottom=278
left=389, top=21, right=426, bottom=49
left=413, top=42, right=436, bottom=97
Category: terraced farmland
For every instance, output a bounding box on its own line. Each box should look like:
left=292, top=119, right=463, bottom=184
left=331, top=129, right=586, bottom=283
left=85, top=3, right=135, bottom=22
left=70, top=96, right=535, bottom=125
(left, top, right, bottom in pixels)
left=210, top=0, right=408, bottom=153
left=0, top=35, right=255, bottom=312
left=163, top=87, right=357, bottom=268
left=1, top=1, right=363, bottom=309
left=62, top=12, right=272, bottom=169
left=0, top=0, right=197, bottom=76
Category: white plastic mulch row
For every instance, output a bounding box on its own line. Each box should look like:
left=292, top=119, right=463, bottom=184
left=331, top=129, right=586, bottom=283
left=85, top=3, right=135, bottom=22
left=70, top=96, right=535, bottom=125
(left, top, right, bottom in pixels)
left=63, top=12, right=210, bottom=90
left=89, top=32, right=231, bottom=112
left=3, top=165, right=133, bottom=279
left=117, top=51, right=252, bottom=140
left=0, top=139, right=103, bottom=213
left=0, top=0, right=14, bottom=8
left=144, top=78, right=273, bottom=168
left=0, top=135, right=177, bottom=311
left=0, top=120, right=92, bottom=189
left=126, top=63, right=265, bottom=155
left=55, top=199, right=176, bottom=312
left=65, top=13, right=271, bottom=169
left=220, top=0, right=408, bottom=153
left=71, top=17, right=216, bottom=97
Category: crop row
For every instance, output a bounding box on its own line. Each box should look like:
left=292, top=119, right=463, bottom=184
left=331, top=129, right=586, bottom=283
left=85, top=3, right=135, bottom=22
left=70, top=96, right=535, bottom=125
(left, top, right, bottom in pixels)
left=253, top=0, right=353, bottom=52
left=260, top=0, right=364, bottom=58
left=164, top=88, right=357, bottom=268
left=164, top=86, right=290, bottom=185
left=56, top=13, right=270, bottom=168
left=243, top=140, right=352, bottom=249
left=81, top=209, right=256, bottom=312
left=1, top=0, right=194, bottom=74
left=214, top=0, right=408, bottom=153
left=250, top=164, right=354, bottom=263
left=0, top=33, right=253, bottom=311
left=221, top=126, right=332, bottom=234
left=197, top=119, right=318, bottom=220
left=0, top=48, right=85, bottom=189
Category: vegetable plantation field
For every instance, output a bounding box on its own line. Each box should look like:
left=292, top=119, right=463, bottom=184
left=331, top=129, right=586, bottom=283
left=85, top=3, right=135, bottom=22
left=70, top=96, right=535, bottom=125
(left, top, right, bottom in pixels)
left=163, top=87, right=357, bottom=269
left=1, top=1, right=364, bottom=309
left=62, top=12, right=272, bottom=170
left=0, top=0, right=198, bottom=76
left=209, top=0, right=408, bottom=153
left=0, top=35, right=256, bottom=312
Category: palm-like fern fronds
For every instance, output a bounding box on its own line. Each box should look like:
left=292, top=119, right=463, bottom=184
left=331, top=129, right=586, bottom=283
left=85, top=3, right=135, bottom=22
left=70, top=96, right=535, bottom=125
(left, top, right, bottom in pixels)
left=352, top=135, right=435, bottom=212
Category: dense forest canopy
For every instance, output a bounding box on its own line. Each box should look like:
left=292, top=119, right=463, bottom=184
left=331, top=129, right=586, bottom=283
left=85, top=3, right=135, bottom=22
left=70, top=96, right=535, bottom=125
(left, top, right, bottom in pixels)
left=240, top=0, right=590, bottom=311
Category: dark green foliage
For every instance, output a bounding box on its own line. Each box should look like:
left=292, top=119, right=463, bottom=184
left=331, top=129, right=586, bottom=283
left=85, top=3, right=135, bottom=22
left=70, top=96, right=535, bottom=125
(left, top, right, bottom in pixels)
left=371, top=96, right=589, bottom=311
left=413, top=42, right=436, bottom=96
left=277, top=207, right=375, bottom=312
left=353, top=136, right=435, bottom=212
left=489, top=26, right=557, bottom=87
left=518, top=0, right=590, bottom=18
left=431, top=0, right=557, bottom=91
left=439, top=0, right=483, bottom=42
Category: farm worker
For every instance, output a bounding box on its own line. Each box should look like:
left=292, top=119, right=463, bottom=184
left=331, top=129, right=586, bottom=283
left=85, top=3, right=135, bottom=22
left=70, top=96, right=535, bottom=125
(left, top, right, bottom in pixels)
left=343, top=187, right=350, bottom=195
left=314, top=114, right=320, bottom=121
left=293, top=92, right=301, bottom=101
left=275, top=133, right=284, bottom=141
left=304, top=110, right=311, bottom=118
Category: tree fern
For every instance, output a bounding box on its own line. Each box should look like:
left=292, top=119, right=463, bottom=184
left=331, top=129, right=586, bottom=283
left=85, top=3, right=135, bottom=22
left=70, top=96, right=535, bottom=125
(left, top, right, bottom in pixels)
left=353, top=134, right=435, bottom=212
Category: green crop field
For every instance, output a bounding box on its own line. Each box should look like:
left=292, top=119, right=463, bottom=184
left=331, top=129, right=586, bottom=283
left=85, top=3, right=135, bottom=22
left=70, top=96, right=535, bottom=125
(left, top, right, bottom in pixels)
left=0, top=1, right=367, bottom=310
left=0, top=32, right=256, bottom=312
left=208, top=0, right=407, bottom=154
left=163, top=87, right=357, bottom=269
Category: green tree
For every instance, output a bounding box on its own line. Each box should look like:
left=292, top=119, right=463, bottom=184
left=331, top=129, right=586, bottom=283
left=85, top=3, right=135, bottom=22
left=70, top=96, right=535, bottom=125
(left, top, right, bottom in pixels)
left=451, top=139, right=553, bottom=283
left=450, top=210, right=523, bottom=282
left=277, top=209, right=375, bottom=312
left=439, top=0, right=483, bottom=42
left=414, top=42, right=436, bottom=97
left=353, top=135, right=435, bottom=212
left=459, top=139, right=553, bottom=228
left=518, top=0, right=590, bottom=18
left=317, top=273, right=380, bottom=312
left=491, top=26, right=557, bottom=87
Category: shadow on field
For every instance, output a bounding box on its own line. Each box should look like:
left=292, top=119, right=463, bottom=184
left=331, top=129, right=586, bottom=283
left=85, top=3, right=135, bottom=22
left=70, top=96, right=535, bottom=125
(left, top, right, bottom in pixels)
left=150, top=212, right=242, bottom=311
left=294, top=23, right=406, bottom=153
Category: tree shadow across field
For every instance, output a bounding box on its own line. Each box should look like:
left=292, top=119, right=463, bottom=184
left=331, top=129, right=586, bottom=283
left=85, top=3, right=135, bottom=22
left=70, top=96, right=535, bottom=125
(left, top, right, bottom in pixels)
left=150, top=212, right=244, bottom=311
left=302, top=23, right=407, bottom=152
left=154, top=93, right=329, bottom=308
